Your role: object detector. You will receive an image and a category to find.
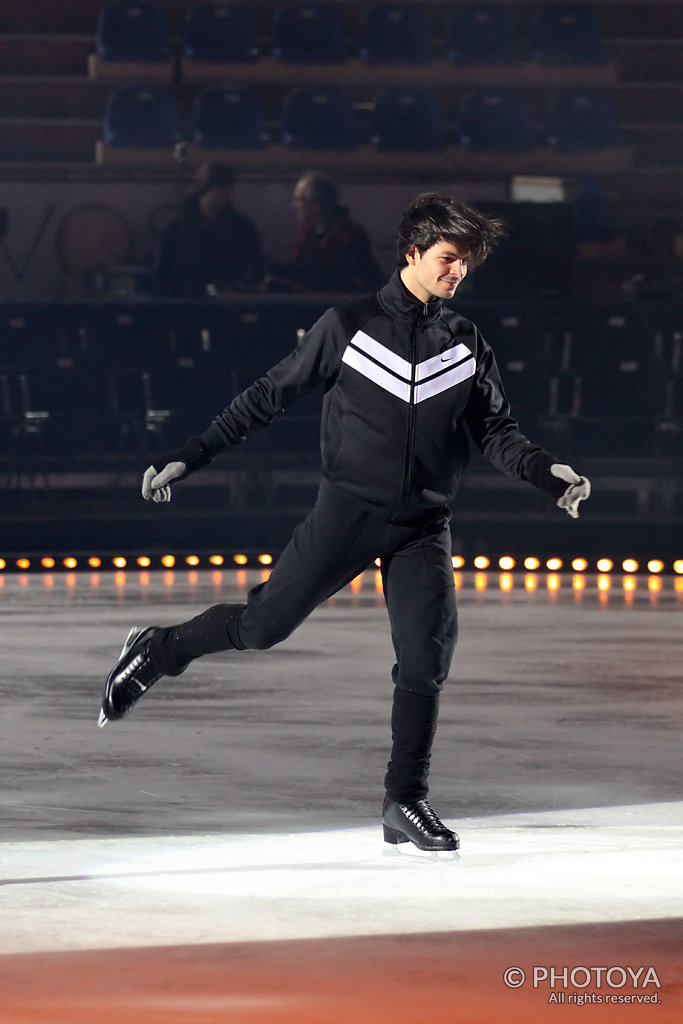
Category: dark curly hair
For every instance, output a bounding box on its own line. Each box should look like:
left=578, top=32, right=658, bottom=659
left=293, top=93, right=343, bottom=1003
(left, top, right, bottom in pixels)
left=396, top=193, right=506, bottom=269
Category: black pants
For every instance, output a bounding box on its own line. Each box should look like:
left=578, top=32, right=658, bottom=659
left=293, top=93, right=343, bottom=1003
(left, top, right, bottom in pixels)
left=153, top=477, right=458, bottom=800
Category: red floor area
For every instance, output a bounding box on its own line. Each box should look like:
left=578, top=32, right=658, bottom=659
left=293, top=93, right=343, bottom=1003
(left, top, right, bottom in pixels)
left=1, top=920, right=680, bottom=1023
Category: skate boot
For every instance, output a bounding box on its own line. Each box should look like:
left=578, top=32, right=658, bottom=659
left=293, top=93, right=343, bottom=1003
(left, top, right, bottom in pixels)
left=382, top=795, right=460, bottom=851
left=98, top=625, right=186, bottom=727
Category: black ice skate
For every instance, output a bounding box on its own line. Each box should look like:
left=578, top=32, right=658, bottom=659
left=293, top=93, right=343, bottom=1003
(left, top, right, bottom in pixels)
left=98, top=625, right=185, bottom=727
left=382, top=796, right=460, bottom=851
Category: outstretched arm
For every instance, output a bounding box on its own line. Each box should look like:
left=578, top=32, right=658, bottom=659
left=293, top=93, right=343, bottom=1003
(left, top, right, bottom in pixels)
left=141, top=308, right=342, bottom=502
left=464, top=333, right=590, bottom=518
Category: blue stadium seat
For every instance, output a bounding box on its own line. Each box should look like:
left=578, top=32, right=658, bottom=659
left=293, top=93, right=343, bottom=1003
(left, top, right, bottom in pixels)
left=447, top=4, right=519, bottom=65
left=469, top=304, right=554, bottom=417
left=103, top=87, right=180, bottom=148
left=183, top=3, right=258, bottom=62
left=272, top=4, right=346, bottom=63
left=96, top=1, right=170, bottom=61
left=545, top=91, right=620, bottom=151
left=370, top=89, right=444, bottom=151
left=282, top=88, right=356, bottom=149
left=193, top=88, right=268, bottom=148
left=358, top=4, right=430, bottom=64
left=570, top=178, right=615, bottom=241
left=458, top=89, right=535, bottom=152
left=532, top=4, right=607, bottom=66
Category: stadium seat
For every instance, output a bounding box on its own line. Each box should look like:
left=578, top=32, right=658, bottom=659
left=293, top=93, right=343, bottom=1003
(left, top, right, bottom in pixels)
left=468, top=305, right=554, bottom=418
left=183, top=3, right=258, bottom=62
left=369, top=89, right=444, bottom=151
left=81, top=305, right=174, bottom=362
left=569, top=306, right=662, bottom=369
left=282, top=88, right=356, bottom=149
left=103, top=87, right=180, bottom=148
left=272, top=4, right=346, bottom=63
left=358, top=4, right=430, bottom=64
left=570, top=178, right=615, bottom=241
left=192, top=88, right=268, bottom=149
left=545, top=90, right=620, bottom=152
left=532, top=4, right=607, bottom=66
left=458, top=89, right=535, bottom=152
left=96, top=1, right=170, bottom=61
left=447, top=4, right=520, bottom=65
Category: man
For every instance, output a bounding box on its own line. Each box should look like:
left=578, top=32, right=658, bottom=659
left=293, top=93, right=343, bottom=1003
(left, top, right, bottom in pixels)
left=100, top=194, right=590, bottom=853
left=264, top=171, right=382, bottom=292
left=155, top=162, right=263, bottom=297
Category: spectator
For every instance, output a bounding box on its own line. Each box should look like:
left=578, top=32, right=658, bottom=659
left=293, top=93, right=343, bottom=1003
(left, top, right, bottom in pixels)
left=265, top=171, right=382, bottom=292
left=155, top=163, right=263, bottom=297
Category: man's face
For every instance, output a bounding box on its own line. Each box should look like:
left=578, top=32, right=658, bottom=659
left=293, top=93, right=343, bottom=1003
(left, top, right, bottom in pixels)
left=406, top=239, right=469, bottom=301
left=292, top=179, right=316, bottom=224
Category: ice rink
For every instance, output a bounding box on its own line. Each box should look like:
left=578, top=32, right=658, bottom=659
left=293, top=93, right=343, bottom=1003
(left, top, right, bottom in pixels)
left=1, top=566, right=681, bottom=1022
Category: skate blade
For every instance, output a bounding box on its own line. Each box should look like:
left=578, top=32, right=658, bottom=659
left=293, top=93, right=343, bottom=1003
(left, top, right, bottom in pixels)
left=97, top=709, right=108, bottom=728
left=382, top=844, right=460, bottom=864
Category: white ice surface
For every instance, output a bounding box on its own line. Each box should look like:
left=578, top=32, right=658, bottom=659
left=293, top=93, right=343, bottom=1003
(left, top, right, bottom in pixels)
left=1, top=801, right=681, bottom=955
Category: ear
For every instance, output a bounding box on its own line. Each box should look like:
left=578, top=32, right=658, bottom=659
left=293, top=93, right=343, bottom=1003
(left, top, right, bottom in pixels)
left=405, top=246, right=420, bottom=266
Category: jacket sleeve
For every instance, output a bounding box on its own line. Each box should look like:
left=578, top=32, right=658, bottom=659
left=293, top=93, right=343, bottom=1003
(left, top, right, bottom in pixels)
left=199, top=307, right=342, bottom=455
left=464, top=332, right=568, bottom=501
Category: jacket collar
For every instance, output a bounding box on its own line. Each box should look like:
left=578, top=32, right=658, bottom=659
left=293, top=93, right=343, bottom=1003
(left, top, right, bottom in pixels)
left=378, top=270, right=443, bottom=324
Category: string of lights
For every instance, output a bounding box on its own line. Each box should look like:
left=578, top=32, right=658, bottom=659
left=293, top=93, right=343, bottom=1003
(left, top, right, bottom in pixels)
left=0, top=553, right=681, bottom=575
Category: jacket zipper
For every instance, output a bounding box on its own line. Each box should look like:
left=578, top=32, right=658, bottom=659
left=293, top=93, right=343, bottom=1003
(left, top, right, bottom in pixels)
left=400, top=306, right=424, bottom=505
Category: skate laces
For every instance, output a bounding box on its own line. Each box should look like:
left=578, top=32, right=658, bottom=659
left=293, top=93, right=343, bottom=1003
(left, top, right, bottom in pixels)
left=403, top=799, right=451, bottom=835
left=116, top=647, right=158, bottom=691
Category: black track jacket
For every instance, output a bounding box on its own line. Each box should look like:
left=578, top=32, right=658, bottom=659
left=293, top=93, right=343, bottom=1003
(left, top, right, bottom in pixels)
left=200, top=271, right=567, bottom=514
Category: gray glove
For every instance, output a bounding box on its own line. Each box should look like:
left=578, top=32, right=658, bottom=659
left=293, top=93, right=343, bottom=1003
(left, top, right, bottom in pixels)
left=551, top=463, right=591, bottom=519
left=141, top=436, right=211, bottom=503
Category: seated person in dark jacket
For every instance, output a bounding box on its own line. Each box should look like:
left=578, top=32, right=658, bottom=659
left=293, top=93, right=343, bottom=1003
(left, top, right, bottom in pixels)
left=265, top=171, right=382, bottom=292
left=155, top=163, right=264, bottom=297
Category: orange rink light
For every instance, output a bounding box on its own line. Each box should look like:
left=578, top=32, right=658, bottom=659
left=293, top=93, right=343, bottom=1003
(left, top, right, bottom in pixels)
left=498, top=556, right=515, bottom=570
left=258, top=554, right=273, bottom=566
left=161, top=555, right=175, bottom=568
left=597, top=558, right=613, bottom=573
left=185, top=555, right=200, bottom=566
left=546, top=558, right=563, bottom=571
left=137, top=556, right=151, bottom=568
left=524, top=557, right=540, bottom=571
left=234, top=554, right=248, bottom=565
left=41, top=558, right=56, bottom=569
left=88, top=557, right=101, bottom=568
left=451, top=555, right=465, bottom=569
left=16, top=559, right=30, bottom=569
left=673, top=560, right=683, bottom=575
left=210, top=555, right=224, bottom=566
left=647, top=560, right=664, bottom=574
left=622, top=559, right=639, bottom=574
left=473, top=556, right=489, bottom=570
left=63, top=557, right=78, bottom=569
left=571, top=558, right=588, bottom=572
left=113, top=557, right=127, bottom=569
left=0, top=558, right=6, bottom=570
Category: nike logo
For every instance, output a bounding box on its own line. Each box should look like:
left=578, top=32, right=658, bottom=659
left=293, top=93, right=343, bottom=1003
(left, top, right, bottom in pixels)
left=441, top=353, right=455, bottom=362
